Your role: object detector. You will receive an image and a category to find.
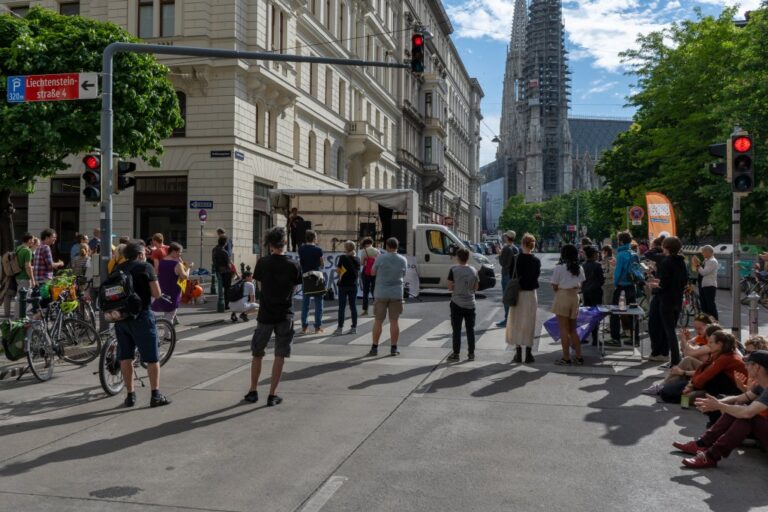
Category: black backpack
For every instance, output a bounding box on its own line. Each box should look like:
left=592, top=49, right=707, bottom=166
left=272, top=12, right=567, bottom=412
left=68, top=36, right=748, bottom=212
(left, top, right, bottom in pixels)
left=227, top=279, right=245, bottom=302
left=99, top=265, right=144, bottom=322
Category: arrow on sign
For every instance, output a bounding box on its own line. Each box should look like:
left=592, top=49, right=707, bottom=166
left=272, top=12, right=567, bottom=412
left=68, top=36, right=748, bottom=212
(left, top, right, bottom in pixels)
left=81, top=80, right=95, bottom=92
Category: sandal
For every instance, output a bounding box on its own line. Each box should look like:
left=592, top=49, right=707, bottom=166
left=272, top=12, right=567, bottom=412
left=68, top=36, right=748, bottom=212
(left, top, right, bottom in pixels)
left=554, top=358, right=572, bottom=366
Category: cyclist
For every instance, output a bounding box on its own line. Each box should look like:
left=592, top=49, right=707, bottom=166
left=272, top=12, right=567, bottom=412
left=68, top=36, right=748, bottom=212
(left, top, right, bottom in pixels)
left=115, top=241, right=171, bottom=408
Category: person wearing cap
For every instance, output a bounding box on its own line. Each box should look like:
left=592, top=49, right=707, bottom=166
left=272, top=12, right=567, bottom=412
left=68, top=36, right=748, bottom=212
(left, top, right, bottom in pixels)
left=691, top=245, right=719, bottom=320
left=495, top=230, right=519, bottom=327
left=672, top=349, right=768, bottom=469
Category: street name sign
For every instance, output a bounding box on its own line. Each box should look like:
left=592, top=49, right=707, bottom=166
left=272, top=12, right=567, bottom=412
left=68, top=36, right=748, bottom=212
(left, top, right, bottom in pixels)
left=189, top=200, right=214, bottom=209
left=6, top=73, right=98, bottom=103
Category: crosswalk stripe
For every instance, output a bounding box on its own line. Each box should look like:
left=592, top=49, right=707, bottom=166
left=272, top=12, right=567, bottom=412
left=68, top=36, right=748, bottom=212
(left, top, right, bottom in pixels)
left=347, top=318, right=420, bottom=345
left=178, top=352, right=442, bottom=368
left=182, top=322, right=254, bottom=342
left=303, top=317, right=375, bottom=343
left=473, top=304, right=505, bottom=350
left=410, top=319, right=452, bottom=347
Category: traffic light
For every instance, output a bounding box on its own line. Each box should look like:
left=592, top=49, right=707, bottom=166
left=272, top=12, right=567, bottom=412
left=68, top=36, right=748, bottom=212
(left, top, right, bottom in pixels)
left=731, top=133, right=754, bottom=194
left=82, top=153, right=101, bottom=202
left=411, top=32, right=425, bottom=73
left=116, top=160, right=137, bottom=192
left=707, top=143, right=727, bottom=177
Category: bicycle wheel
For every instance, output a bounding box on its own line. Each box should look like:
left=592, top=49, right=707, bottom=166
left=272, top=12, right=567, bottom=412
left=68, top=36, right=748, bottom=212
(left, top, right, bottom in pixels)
left=75, top=301, right=97, bottom=329
left=98, top=334, right=124, bottom=396
left=142, top=318, right=177, bottom=368
left=58, top=318, right=102, bottom=365
left=26, top=323, right=54, bottom=382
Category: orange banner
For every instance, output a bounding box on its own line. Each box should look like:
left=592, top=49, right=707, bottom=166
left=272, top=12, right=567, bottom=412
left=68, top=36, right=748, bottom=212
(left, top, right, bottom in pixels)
left=645, top=192, right=677, bottom=240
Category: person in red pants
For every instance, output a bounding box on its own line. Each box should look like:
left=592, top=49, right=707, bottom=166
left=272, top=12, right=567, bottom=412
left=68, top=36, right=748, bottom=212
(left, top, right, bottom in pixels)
left=672, top=350, right=768, bottom=468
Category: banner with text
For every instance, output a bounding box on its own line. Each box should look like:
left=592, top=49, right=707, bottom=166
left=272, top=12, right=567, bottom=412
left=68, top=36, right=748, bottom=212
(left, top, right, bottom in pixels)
left=645, top=192, right=677, bottom=240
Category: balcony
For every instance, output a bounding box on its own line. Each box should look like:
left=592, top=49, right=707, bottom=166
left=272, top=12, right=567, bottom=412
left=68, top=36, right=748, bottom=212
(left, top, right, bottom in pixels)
left=421, top=162, right=445, bottom=194
left=397, top=148, right=421, bottom=172
left=345, top=121, right=385, bottom=187
left=424, top=116, right=447, bottom=138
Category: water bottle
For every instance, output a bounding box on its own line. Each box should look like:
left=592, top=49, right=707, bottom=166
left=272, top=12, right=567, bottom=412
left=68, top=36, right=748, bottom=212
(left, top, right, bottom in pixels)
left=619, top=290, right=626, bottom=310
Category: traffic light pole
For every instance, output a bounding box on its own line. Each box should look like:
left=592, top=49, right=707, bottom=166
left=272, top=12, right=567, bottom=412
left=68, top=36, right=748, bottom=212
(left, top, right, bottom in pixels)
left=732, top=193, right=741, bottom=340
left=100, top=42, right=409, bottom=329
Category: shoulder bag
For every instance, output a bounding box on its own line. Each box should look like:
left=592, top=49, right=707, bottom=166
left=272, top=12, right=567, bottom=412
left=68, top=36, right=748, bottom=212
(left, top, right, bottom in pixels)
left=503, top=255, right=521, bottom=307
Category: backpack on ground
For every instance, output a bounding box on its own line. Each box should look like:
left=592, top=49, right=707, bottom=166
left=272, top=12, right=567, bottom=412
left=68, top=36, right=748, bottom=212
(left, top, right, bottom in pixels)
left=227, top=279, right=245, bottom=303
left=363, top=252, right=377, bottom=277
left=98, top=267, right=143, bottom=322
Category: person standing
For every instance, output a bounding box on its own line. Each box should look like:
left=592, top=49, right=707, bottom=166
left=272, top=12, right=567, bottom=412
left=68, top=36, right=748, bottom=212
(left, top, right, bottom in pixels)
left=215, top=228, right=234, bottom=258
left=551, top=244, right=586, bottom=365
left=368, top=237, right=407, bottom=357
left=88, top=228, right=101, bottom=254
left=650, top=236, right=689, bottom=366
left=334, top=241, right=361, bottom=335
left=505, top=234, right=541, bottom=363
left=151, top=242, right=190, bottom=324
left=358, top=237, right=379, bottom=316
left=601, top=246, right=616, bottom=306
left=69, top=233, right=88, bottom=264
left=149, top=233, right=169, bottom=273
left=581, top=246, right=604, bottom=346
left=288, top=207, right=305, bottom=252
left=447, top=248, right=479, bottom=361
left=212, top=235, right=235, bottom=310
left=33, top=229, right=64, bottom=287
left=229, top=271, right=259, bottom=322
left=8, top=233, right=36, bottom=317
left=644, top=237, right=667, bottom=361
left=610, top=231, right=636, bottom=344
left=70, top=243, right=92, bottom=278
left=114, top=241, right=171, bottom=408
left=244, top=227, right=302, bottom=407
left=496, top=230, right=518, bottom=328
left=692, top=245, right=719, bottom=320
left=299, top=230, right=325, bottom=334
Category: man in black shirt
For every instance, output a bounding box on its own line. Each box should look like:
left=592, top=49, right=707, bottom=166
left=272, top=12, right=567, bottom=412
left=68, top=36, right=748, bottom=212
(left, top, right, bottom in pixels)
left=244, top=227, right=302, bottom=407
left=496, top=231, right=518, bottom=327
left=650, top=236, right=688, bottom=366
left=114, top=241, right=171, bottom=408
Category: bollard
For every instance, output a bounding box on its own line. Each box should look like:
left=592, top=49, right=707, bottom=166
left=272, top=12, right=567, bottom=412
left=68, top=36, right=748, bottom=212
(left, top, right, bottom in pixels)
left=17, top=288, right=27, bottom=320
left=210, top=272, right=217, bottom=295
left=216, top=273, right=225, bottom=313
left=747, top=291, right=760, bottom=336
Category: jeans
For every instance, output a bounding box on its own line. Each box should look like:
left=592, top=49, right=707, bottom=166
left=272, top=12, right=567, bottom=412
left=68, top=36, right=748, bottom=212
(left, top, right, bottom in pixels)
left=701, top=413, right=768, bottom=461
left=450, top=301, right=476, bottom=355
left=610, top=285, right=636, bottom=340
left=302, top=289, right=324, bottom=329
left=361, top=274, right=375, bottom=311
left=648, top=294, right=666, bottom=356
left=699, top=286, right=718, bottom=320
left=500, top=274, right=510, bottom=321
left=337, top=285, right=358, bottom=328
left=660, top=299, right=681, bottom=365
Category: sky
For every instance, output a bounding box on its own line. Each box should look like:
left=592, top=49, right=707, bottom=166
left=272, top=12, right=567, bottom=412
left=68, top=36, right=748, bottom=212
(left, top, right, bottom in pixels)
left=442, top=0, right=761, bottom=166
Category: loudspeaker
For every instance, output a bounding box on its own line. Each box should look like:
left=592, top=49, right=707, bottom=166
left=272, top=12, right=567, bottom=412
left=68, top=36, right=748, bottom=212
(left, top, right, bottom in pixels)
left=359, top=222, right=376, bottom=240
left=391, top=219, right=408, bottom=252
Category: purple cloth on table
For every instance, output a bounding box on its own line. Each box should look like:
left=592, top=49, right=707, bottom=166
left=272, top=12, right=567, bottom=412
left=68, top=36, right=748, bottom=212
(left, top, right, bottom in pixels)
left=151, top=259, right=181, bottom=312
left=544, top=306, right=607, bottom=342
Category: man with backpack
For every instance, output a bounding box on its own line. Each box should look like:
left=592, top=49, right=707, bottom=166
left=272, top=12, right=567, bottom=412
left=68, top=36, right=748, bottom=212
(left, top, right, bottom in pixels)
left=212, top=235, right=235, bottom=310
left=496, top=231, right=518, bottom=327
left=358, top=237, right=379, bottom=316
left=108, top=241, right=171, bottom=408
left=229, top=271, right=258, bottom=322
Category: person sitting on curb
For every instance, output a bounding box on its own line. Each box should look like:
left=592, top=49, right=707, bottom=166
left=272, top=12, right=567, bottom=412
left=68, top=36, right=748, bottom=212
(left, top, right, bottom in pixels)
left=672, top=349, right=768, bottom=469
left=229, top=271, right=258, bottom=322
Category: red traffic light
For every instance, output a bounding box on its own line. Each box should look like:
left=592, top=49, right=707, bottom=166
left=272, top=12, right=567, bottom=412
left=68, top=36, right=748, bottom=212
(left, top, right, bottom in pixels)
left=83, top=154, right=100, bottom=170
left=412, top=34, right=424, bottom=47
left=733, top=136, right=752, bottom=153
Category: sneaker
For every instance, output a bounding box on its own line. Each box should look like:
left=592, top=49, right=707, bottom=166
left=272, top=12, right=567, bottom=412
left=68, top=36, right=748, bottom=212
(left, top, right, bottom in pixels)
left=606, top=339, right=621, bottom=347
left=658, top=362, right=672, bottom=369
left=447, top=353, right=460, bottom=361
left=682, top=451, right=717, bottom=469
left=314, top=327, right=325, bottom=335
left=347, top=327, right=357, bottom=335
left=390, top=347, right=400, bottom=356
left=267, top=394, right=283, bottom=407
left=554, top=358, right=572, bottom=366
left=467, top=353, right=475, bottom=361
left=495, top=320, right=506, bottom=328
left=648, top=354, right=668, bottom=362
left=332, top=328, right=344, bottom=336
left=641, top=383, right=664, bottom=396
left=361, top=309, right=368, bottom=316
left=574, top=357, right=584, bottom=366
left=231, top=312, right=238, bottom=323
left=673, top=440, right=702, bottom=455
left=367, top=347, right=379, bottom=356
left=301, top=326, right=309, bottom=335
left=149, top=393, right=172, bottom=408
left=124, top=392, right=136, bottom=408
left=243, top=390, right=259, bottom=403
left=239, top=313, right=249, bottom=322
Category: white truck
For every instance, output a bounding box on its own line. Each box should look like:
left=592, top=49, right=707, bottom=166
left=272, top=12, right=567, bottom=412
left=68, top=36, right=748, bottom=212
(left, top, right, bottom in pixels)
left=269, top=189, right=496, bottom=290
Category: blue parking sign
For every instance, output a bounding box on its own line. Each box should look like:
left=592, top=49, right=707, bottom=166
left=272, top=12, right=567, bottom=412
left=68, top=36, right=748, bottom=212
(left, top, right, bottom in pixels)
left=7, top=76, right=26, bottom=103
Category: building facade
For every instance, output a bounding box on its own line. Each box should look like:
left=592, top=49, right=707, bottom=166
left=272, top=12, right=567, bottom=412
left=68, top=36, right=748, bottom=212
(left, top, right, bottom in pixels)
left=2, top=0, right=482, bottom=268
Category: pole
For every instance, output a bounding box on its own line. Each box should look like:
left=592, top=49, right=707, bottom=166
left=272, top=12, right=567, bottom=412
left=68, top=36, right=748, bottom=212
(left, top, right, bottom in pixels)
left=199, top=222, right=203, bottom=275
left=748, top=291, right=759, bottom=336
left=99, top=46, right=114, bottom=332
left=575, top=194, right=580, bottom=241
left=732, top=193, right=741, bottom=340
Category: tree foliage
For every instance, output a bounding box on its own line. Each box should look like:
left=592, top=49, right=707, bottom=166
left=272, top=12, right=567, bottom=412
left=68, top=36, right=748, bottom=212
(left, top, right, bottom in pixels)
left=595, top=6, right=768, bottom=240
left=0, top=7, right=182, bottom=250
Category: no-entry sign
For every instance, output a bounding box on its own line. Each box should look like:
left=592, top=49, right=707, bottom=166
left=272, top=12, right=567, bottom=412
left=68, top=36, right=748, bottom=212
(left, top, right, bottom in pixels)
left=6, top=73, right=98, bottom=103
left=198, top=209, right=208, bottom=222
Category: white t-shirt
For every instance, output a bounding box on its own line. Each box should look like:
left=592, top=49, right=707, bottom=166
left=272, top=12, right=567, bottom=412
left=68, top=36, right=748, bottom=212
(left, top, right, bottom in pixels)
left=551, top=264, right=585, bottom=290
left=233, top=281, right=256, bottom=304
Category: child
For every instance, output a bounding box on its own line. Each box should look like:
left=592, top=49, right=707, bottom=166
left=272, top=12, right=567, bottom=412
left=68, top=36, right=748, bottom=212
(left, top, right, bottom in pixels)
left=447, top=248, right=479, bottom=361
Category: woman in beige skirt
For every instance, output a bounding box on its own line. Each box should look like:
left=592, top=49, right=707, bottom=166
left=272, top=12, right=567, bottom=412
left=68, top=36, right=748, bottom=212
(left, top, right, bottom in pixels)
left=505, top=233, right=541, bottom=363
left=551, top=244, right=585, bottom=365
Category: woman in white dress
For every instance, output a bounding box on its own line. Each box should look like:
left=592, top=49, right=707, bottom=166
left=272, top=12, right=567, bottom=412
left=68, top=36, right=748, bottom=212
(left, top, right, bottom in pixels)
left=505, top=234, right=541, bottom=364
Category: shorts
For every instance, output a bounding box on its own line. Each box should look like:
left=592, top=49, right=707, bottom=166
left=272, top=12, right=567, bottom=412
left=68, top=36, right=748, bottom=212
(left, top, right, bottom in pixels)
left=552, top=288, right=580, bottom=320
left=374, top=298, right=403, bottom=323
left=251, top=318, right=294, bottom=358
left=115, top=310, right=159, bottom=363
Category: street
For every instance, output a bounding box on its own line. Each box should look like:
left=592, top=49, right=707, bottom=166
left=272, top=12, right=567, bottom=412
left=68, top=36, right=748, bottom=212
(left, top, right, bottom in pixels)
left=0, top=254, right=766, bottom=512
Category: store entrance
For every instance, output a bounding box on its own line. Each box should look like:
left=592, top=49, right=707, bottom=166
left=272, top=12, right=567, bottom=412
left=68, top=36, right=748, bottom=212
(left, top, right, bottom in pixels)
left=50, top=178, right=80, bottom=264
left=133, top=177, right=188, bottom=247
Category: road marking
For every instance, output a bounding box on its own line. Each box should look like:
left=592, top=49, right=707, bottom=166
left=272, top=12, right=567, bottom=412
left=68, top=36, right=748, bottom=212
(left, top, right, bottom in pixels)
left=473, top=304, right=506, bottom=350
left=191, top=362, right=252, bottom=390
left=303, top=317, right=375, bottom=344
left=347, top=318, right=420, bottom=345
left=182, top=322, right=254, bottom=342
left=410, top=319, right=451, bottom=347
left=178, top=351, right=443, bottom=368
left=300, top=475, right=348, bottom=512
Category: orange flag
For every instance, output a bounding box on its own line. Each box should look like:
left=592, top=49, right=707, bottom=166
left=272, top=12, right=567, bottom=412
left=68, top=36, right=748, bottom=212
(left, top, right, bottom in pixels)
left=645, top=192, right=677, bottom=240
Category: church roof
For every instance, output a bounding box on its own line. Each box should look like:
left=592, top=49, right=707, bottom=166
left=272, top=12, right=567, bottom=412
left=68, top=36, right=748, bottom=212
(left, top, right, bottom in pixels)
left=568, top=117, right=632, bottom=158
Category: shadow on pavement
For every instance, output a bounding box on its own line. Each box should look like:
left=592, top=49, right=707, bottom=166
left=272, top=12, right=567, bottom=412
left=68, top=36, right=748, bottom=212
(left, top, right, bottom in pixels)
left=348, top=365, right=437, bottom=390
left=261, top=356, right=370, bottom=385
left=471, top=368, right=547, bottom=397
left=0, top=403, right=262, bottom=477
left=416, top=363, right=510, bottom=394
left=671, top=470, right=768, bottom=512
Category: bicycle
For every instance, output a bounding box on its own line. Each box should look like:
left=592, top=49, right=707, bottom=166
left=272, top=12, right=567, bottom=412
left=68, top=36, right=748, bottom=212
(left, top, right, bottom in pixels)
left=98, top=316, right=176, bottom=396
left=24, top=289, right=102, bottom=382
left=677, top=279, right=701, bottom=328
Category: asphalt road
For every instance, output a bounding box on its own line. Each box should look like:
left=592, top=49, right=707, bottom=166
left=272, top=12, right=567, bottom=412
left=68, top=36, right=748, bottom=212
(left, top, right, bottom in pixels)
left=0, top=254, right=766, bottom=512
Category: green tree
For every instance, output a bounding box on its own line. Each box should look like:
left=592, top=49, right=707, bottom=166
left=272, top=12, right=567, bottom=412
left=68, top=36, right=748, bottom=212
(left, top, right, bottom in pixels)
left=0, top=7, right=182, bottom=253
